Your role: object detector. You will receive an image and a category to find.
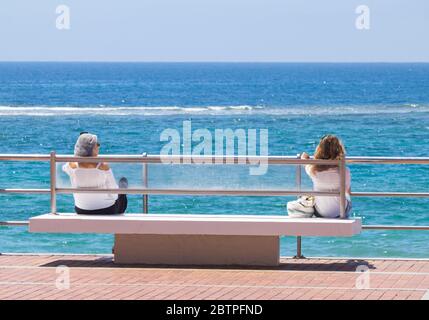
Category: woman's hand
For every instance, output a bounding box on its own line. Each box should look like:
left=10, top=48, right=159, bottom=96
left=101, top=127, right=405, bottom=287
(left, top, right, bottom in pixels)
left=98, top=162, right=111, bottom=171
left=300, top=152, right=310, bottom=160
left=69, top=162, right=78, bottom=169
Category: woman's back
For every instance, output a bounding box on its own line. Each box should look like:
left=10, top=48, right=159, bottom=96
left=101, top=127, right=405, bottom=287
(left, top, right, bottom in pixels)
left=306, top=166, right=351, bottom=218
left=63, top=163, right=118, bottom=210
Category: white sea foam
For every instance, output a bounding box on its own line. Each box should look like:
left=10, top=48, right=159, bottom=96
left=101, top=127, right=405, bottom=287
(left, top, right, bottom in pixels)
left=0, top=105, right=261, bottom=116
left=0, top=104, right=428, bottom=116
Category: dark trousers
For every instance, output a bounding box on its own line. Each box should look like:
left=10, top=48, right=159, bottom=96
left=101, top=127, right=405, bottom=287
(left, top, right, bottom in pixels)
left=75, top=195, right=128, bottom=215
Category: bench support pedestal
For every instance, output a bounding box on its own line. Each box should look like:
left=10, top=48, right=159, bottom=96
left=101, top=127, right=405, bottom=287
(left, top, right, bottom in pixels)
left=114, top=234, right=280, bottom=266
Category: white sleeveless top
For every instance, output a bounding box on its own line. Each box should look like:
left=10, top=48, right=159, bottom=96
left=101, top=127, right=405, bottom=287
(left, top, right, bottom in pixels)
left=305, top=166, right=351, bottom=218
left=62, top=163, right=119, bottom=210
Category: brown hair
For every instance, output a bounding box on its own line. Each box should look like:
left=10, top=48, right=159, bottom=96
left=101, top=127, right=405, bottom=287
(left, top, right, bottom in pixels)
left=310, top=135, right=346, bottom=174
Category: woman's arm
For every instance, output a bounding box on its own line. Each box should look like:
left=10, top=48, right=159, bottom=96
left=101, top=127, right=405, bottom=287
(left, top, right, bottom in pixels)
left=346, top=168, right=352, bottom=195
left=301, top=152, right=313, bottom=176
left=62, top=162, right=77, bottom=175
left=99, top=163, right=119, bottom=189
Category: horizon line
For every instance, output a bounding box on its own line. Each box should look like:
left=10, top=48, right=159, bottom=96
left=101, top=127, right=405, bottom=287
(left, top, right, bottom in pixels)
left=0, top=60, right=429, bottom=64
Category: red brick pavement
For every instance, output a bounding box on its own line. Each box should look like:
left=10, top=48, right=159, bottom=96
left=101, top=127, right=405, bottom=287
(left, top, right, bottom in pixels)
left=0, top=254, right=428, bottom=300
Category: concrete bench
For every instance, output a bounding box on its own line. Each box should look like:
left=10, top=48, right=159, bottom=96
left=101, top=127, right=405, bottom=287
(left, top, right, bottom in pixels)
left=29, top=213, right=362, bottom=266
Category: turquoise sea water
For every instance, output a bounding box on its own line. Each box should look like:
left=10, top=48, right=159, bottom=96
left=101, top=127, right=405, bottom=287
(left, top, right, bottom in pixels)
left=0, top=62, right=428, bottom=258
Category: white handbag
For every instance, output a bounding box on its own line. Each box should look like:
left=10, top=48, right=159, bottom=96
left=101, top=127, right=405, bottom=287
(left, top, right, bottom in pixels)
left=287, top=196, right=315, bottom=218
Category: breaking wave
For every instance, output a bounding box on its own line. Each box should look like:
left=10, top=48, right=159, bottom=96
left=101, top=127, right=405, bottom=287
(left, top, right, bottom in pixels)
left=0, top=104, right=428, bottom=116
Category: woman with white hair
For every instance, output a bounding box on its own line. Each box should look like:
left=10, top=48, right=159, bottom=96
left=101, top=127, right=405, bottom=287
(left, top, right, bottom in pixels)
left=63, top=132, right=128, bottom=215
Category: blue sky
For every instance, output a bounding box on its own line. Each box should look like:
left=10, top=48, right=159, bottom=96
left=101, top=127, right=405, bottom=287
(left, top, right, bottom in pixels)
left=0, top=0, right=428, bottom=62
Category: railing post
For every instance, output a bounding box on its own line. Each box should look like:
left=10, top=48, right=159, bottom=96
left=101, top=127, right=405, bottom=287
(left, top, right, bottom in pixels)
left=294, top=154, right=305, bottom=259
left=142, top=153, right=148, bottom=214
left=296, top=153, right=302, bottom=196
left=50, top=151, right=57, bottom=215
left=293, top=236, right=305, bottom=259
left=339, top=156, right=347, bottom=219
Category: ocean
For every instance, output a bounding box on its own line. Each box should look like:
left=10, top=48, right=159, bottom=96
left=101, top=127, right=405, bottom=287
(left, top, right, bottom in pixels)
left=0, top=62, right=428, bottom=258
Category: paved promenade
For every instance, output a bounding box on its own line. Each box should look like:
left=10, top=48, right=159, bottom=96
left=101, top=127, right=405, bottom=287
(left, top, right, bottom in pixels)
left=0, top=254, right=428, bottom=300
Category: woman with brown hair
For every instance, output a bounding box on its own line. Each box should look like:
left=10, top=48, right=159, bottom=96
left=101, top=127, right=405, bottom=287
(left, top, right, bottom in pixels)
left=301, top=134, right=352, bottom=218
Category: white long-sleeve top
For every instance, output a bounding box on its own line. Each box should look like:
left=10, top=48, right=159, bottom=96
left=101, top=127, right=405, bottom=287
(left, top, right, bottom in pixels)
left=62, top=163, right=119, bottom=210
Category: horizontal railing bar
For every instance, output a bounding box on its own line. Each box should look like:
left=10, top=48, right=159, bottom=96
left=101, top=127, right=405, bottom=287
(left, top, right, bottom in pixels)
left=55, top=155, right=429, bottom=165
left=56, top=188, right=340, bottom=197
left=55, top=155, right=341, bottom=165
left=0, top=154, right=51, bottom=161
left=0, top=188, right=428, bottom=198
left=346, top=157, right=429, bottom=164
left=0, top=189, right=50, bottom=194
left=56, top=154, right=151, bottom=163
left=362, top=225, right=429, bottom=230
left=2, top=188, right=429, bottom=198
left=0, top=221, right=29, bottom=226
left=352, top=192, right=429, bottom=198
left=2, top=154, right=429, bottom=165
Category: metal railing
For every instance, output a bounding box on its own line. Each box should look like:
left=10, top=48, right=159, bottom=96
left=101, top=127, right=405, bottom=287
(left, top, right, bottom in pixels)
left=1, top=153, right=429, bottom=258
